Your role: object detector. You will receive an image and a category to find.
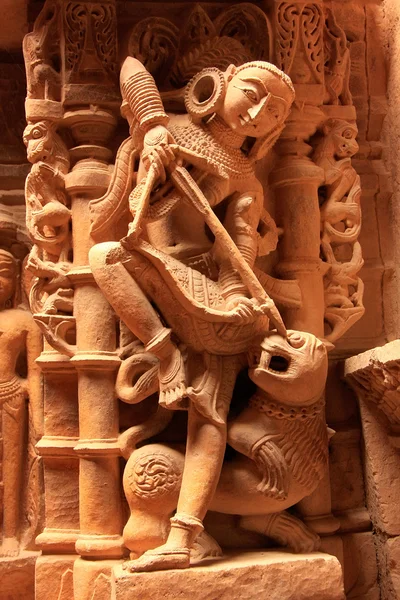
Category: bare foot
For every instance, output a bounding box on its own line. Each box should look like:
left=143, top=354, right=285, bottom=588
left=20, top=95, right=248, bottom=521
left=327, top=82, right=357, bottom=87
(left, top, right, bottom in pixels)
left=123, top=544, right=190, bottom=572
left=0, top=538, right=20, bottom=557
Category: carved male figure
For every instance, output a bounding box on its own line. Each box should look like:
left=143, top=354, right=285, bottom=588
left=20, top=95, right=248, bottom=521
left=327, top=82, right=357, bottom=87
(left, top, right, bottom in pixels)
left=89, top=57, right=295, bottom=570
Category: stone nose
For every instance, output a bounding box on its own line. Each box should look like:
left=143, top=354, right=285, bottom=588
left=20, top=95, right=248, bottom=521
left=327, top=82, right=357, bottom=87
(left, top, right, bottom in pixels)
left=247, top=93, right=271, bottom=122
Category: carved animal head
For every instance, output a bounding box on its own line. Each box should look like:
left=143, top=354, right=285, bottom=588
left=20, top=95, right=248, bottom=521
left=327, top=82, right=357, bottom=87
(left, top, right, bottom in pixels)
left=248, top=330, right=328, bottom=406
left=23, top=120, right=57, bottom=164
left=321, top=119, right=359, bottom=159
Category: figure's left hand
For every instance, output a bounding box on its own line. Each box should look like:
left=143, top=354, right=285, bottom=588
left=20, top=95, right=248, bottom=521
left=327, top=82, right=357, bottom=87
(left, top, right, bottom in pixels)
left=142, top=125, right=178, bottom=183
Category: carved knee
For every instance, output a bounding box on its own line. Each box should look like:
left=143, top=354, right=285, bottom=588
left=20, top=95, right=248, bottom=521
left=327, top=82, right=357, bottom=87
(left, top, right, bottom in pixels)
left=89, top=241, right=123, bottom=273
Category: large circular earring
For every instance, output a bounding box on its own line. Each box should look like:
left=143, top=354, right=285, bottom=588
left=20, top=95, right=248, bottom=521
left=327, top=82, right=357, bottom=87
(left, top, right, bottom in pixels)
left=184, top=68, right=225, bottom=121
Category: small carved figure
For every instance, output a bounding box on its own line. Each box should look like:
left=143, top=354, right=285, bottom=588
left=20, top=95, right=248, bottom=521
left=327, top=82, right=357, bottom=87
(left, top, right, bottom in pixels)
left=90, top=57, right=295, bottom=571
left=323, top=9, right=352, bottom=106
left=0, top=250, right=41, bottom=557
left=314, top=119, right=364, bottom=341
left=22, top=0, right=61, bottom=102
left=23, top=120, right=73, bottom=315
left=120, top=330, right=328, bottom=562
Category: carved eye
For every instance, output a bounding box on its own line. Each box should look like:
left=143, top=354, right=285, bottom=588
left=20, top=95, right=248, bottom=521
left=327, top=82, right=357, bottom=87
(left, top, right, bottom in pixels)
left=288, top=332, right=305, bottom=349
left=32, top=128, right=42, bottom=139
left=342, top=129, right=354, bottom=140
left=243, top=89, right=258, bottom=102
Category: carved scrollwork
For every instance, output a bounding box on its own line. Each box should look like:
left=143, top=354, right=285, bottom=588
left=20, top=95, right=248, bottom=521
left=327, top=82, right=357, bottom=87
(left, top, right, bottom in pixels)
left=313, top=118, right=364, bottom=341
left=323, top=7, right=352, bottom=105
left=214, top=3, right=272, bottom=62
left=63, top=1, right=117, bottom=83
left=128, top=18, right=179, bottom=84
left=127, top=452, right=182, bottom=500
left=128, top=3, right=272, bottom=90
left=180, top=5, right=216, bottom=50
left=275, top=2, right=324, bottom=84
left=34, top=314, right=76, bottom=357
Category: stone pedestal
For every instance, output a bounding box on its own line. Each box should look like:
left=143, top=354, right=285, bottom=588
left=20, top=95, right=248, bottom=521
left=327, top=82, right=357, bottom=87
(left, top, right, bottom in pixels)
left=112, top=551, right=345, bottom=600
left=0, top=551, right=37, bottom=600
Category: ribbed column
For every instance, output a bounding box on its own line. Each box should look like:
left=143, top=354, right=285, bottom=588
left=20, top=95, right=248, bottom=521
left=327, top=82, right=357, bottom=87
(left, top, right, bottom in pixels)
left=34, top=340, right=79, bottom=600
left=272, top=0, right=339, bottom=536
left=64, top=107, right=123, bottom=559
left=36, top=344, right=80, bottom=553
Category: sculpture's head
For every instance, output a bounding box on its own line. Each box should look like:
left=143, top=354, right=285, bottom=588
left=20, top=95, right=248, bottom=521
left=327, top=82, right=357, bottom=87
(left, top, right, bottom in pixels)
left=321, top=119, right=359, bottom=159
left=218, top=62, right=295, bottom=138
left=185, top=61, right=294, bottom=154
left=0, top=249, right=17, bottom=309
left=23, top=120, right=55, bottom=164
left=248, top=330, right=328, bottom=406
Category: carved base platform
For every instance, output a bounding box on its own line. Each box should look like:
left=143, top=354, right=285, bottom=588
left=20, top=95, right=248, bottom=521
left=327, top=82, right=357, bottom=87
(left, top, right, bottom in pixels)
left=0, top=551, right=38, bottom=600
left=112, top=551, right=345, bottom=600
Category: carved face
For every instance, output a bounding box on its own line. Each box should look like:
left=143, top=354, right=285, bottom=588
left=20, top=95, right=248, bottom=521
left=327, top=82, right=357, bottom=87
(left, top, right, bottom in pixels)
left=331, top=123, right=359, bottom=159
left=248, top=330, right=328, bottom=406
left=218, top=65, right=294, bottom=138
left=23, top=121, right=52, bottom=163
left=0, top=251, right=17, bottom=307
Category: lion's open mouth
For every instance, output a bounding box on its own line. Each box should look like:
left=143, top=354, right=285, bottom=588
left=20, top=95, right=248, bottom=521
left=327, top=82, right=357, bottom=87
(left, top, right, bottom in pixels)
left=268, top=355, right=290, bottom=372
left=248, top=349, right=291, bottom=373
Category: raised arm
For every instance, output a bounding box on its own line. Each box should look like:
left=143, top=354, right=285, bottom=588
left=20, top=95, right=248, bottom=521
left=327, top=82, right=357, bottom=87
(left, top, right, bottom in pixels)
left=218, top=187, right=263, bottom=308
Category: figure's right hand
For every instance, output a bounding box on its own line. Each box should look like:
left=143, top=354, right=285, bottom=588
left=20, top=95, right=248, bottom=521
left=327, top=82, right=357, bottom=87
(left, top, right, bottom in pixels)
left=225, top=297, right=260, bottom=325
left=141, top=125, right=178, bottom=183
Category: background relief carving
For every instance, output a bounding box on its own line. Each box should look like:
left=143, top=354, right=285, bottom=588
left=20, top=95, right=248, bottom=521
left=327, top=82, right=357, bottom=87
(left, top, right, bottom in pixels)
left=0, top=0, right=396, bottom=598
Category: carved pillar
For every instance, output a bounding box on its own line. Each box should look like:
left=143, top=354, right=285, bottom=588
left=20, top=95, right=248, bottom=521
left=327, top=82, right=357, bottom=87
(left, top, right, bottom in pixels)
left=270, top=107, right=325, bottom=336
left=23, top=1, right=122, bottom=597
left=271, top=0, right=338, bottom=536
left=345, top=343, right=400, bottom=598
left=65, top=125, right=123, bottom=558
left=35, top=345, right=79, bottom=600
left=272, top=0, right=326, bottom=333
left=57, top=0, right=124, bottom=586
left=23, top=1, right=80, bottom=594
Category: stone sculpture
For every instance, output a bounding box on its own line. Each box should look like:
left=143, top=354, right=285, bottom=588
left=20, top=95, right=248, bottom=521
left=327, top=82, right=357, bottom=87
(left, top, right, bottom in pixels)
left=121, top=329, right=328, bottom=566
left=14, top=1, right=372, bottom=597
left=0, top=249, right=41, bottom=557
left=87, top=56, right=334, bottom=572
left=315, top=118, right=364, bottom=341
left=23, top=119, right=73, bottom=317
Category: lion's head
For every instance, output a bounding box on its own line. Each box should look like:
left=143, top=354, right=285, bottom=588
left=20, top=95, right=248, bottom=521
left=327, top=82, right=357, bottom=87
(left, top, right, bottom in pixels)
left=248, top=330, right=328, bottom=406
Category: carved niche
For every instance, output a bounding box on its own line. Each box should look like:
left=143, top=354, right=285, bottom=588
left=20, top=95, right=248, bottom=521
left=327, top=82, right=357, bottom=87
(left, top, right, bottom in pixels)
left=18, top=0, right=365, bottom=596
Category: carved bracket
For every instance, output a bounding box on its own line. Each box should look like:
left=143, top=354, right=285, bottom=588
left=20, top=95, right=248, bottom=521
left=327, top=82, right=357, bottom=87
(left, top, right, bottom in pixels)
left=345, top=341, right=400, bottom=448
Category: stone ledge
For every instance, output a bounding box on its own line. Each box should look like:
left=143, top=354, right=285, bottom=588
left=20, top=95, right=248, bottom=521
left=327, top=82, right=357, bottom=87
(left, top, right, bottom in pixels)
left=0, top=551, right=38, bottom=600
left=112, top=551, right=345, bottom=600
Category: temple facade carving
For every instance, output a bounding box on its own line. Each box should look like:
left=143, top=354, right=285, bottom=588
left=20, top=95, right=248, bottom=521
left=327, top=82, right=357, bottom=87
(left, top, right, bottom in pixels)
left=0, top=0, right=398, bottom=598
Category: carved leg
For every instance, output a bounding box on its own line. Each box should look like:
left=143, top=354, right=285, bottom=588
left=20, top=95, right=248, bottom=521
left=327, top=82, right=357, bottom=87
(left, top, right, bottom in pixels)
left=126, top=405, right=227, bottom=572
left=1, top=394, right=25, bottom=557
left=239, top=511, right=320, bottom=553
left=89, top=242, right=186, bottom=405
